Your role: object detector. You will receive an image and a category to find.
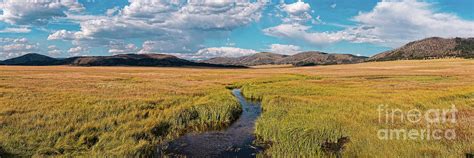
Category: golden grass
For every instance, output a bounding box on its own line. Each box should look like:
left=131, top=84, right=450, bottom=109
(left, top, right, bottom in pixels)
left=0, top=59, right=473, bottom=157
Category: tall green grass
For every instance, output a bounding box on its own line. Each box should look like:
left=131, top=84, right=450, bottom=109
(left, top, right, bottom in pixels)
left=0, top=68, right=241, bottom=157
left=238, top=75, right=473, bottom=157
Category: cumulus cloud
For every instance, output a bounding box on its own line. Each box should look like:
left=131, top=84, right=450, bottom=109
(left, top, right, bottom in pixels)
left=0, top=37, right=39, bottom=59
left=108, top=41, right=138, bottom=55
left=264, top=0, right=380, bottom=46
left=268, top=44, right=301, bottom=55
left=350, top=0, right=474, bottom=47
left=263, top=23, right=351, bottom=45
left=281, top=1, right=310, bottom=14
left=263, top=23, right=382, bottom=46
left=49, top=0, right=267, bottom=53
left=68, top=46, right=87, bottom=56
left=48, top=30, right=76, bottom=40
left=264, top=0, right=474, bottom=47
left=264, top=1, right=347, bottom=46
left=280, top=0, right=312, bottom=23
left=0, top=27, right=31, bottom=33
left=0, top=0, right=84, bottom=25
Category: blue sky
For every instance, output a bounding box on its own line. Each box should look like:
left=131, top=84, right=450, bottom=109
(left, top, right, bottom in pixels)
left=0, top=0, right=473, bottom=60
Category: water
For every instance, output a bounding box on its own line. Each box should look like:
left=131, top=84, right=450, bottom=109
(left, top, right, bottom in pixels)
left=160, top=89, right=263, bottom=157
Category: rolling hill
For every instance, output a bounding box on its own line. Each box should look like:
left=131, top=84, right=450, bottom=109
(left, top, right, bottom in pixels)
left=0, top=53, right=245, bottom=68
left=369, top=37, right=474, bottom=61
left=0, top=53, right=62, bottom=66
left=65, top=54, right=210, bottom=67
left=277, top=51, right=368, bottom=66
left=2, top=37, right=472, bottom=67
left=201, top=52, right=289, bottom=66
left=201, top=51, right=368, bottom=66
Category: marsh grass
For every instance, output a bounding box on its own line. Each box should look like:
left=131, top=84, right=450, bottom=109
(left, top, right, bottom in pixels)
left=237, top=61, right=474, bottom=157
left=0, top=67, right=243, bottom=157
left=0, top=59, right=473, bottom=157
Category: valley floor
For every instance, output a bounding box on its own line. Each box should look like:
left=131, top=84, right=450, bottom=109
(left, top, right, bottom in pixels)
left=0, top=59, right=473, bottom=157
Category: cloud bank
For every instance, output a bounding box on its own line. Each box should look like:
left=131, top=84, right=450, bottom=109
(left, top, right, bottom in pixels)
left=0, top=0, right=84, bottom=25
left=264, top=0, right=474, bottom=48
left=48, top=0, right=267, bottom=54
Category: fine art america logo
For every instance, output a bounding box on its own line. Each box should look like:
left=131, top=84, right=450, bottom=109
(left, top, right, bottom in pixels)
left=377, top=104, right=457, bottom=140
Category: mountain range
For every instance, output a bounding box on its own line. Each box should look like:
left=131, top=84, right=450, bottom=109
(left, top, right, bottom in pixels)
left=1, top=37, right=472, bottom=67
left=0, top=53, right=245, bottom=68
left=201, top=52, right=368, bottom=66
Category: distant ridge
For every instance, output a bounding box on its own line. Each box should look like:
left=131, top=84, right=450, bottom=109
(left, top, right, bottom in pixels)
left=278, top=51, right=367, bottom=66
left=201, top=51, right=367, bottom=66
left=0, top=53, right=245, bottom=68
left=2, top=37, right=472, bottom=67
left=65, top=54, right=206, bottom=67
left=203, top=37, right=474, bottom=67
left=1, top=53, right=61, bottom=66
left=369, top=37, right=474, bottom=61
left=202, top=52, right=289, bottom=66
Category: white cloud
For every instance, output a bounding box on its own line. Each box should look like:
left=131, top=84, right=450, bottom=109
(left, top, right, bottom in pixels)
left=137, top=46, right=258, bottom=59
left=2, top=44, right=37, bottom=52
left=137, top=41, right=158, bottom=54
left=280, top=0, right=312, bottom=23
left=0, top=37, right=39, bottom=59
left=281, top=1, right=310, bottom=14
left=0, top=27, right=31, bottom=33
left=68, top=46, right=87, bottom=56
left=268, top=44, right=301, bottom=55
left=194, top=47, right=258, bottom=59
left=0, top=0, right=84, bottom=25
left=48, top=30, right=70, bottom=40
left=263, top=23, right=350, bottom=45
left=330, top=3, right=337, bottom=9
left=108, top=41, right=138, bottom=55
left=264, top=1, right=351, bottom=46
left=48, top=29, right=87, bottom=41
left=263, top=23, right=383, bottom=46
left=264, top=0, right=474, bottom=48
left=350, top=0, right=474, bottom=47
left=137, top=40, right=196, bottom=54
left=49, top=0, right=267, bottom=53
left=0, top=37, right=28, bottom=43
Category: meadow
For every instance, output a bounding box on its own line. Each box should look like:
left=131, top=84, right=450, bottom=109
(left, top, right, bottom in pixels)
left=0, top=59, right=473, bottom=157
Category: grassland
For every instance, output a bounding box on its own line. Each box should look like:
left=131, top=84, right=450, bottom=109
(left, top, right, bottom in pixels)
left=0, top=59, right=473, bottom=157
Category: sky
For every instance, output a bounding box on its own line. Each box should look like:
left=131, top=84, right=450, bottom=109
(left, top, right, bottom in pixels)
left=0, top=0, right=473, bottom=60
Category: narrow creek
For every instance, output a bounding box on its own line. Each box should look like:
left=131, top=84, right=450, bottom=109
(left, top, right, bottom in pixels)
left=160, top=89, right=263, bottom=157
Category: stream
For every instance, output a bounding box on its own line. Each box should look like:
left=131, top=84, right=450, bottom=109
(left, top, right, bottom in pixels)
left=160, top=89, right=263, bottom=157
